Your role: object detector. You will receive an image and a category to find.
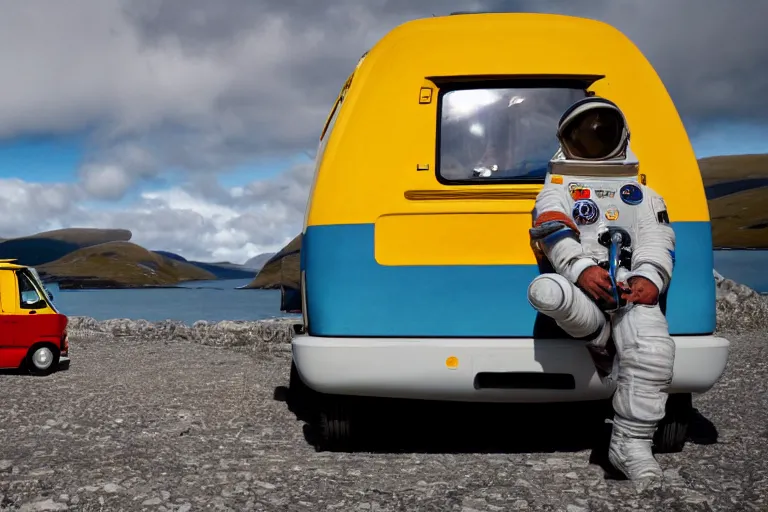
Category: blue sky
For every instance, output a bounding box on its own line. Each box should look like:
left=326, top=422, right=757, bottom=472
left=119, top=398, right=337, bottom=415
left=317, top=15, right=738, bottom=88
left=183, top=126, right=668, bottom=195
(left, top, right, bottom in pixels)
left=0, top=135, right=83, bottom=183
left=690, top=122, right=768, bottom=158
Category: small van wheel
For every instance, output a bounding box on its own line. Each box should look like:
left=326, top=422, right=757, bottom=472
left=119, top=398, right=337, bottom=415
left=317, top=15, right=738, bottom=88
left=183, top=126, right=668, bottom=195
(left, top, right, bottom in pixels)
left=316, top=398, right=353, bottom=452
left=654, top=393, right=693, bottom=453
left=27, top=344, right=60, bottom=376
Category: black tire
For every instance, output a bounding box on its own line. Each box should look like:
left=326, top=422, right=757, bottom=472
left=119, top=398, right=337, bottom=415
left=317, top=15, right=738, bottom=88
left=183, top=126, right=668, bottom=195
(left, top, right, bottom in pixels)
left=316, top=397, right=353, bottom=452
left=289, top=360, right=358, bottom=451
left=653, top=393, right=693, bottom=453
left=26, top=344, right=60, bottom=376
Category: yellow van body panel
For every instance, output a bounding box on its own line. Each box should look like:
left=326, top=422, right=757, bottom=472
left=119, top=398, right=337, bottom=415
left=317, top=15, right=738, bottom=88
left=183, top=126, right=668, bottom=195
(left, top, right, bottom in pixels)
left=0, top=269, right=16, bottom=314
left=306, top=13, right=708, bottom=237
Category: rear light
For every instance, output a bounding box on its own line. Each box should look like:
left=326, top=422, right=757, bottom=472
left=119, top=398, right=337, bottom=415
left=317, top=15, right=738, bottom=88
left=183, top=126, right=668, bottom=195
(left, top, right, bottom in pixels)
left=61, top=332, right=69, bottom=352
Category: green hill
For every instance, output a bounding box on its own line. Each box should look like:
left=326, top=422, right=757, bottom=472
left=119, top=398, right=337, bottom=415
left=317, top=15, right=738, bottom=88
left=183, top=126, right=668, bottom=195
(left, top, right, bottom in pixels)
left=241, top=235, right=301, bottom=290
left=37, top=241, right=216, bottom=289
left=698, top=154, right=768, bottom=183
left=244, top=252, right=275, bottom=271
left=0, top=228, right=255, bottom=286
left=14, top=227, right=132, bottom=245
left=699, top=154, right=768, bottom=248
left=0, top=228, right=133, bottom=266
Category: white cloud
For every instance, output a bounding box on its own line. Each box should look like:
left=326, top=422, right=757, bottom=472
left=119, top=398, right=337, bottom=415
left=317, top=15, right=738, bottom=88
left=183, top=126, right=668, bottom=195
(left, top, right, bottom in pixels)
left=80, top=164, right=134, bottom=200
left=0, top=180, right=80, bottom=234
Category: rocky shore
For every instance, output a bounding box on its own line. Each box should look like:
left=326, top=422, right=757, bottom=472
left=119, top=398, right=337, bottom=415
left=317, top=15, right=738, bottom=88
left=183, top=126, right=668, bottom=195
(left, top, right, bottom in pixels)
left=65, top=316, right=296, bottom=350
left=714, top=270, right=768, bottom=333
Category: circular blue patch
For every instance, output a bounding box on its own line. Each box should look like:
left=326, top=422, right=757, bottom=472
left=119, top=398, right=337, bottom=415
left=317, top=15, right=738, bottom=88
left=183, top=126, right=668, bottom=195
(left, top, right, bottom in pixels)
left=572, top=199, right=600, bottom=225
left=619, top=184, right=644, bottom=205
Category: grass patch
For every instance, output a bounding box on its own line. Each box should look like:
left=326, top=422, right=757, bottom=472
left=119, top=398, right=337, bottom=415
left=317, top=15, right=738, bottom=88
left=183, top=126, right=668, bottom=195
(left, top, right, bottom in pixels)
left=709, top=188, right=768, bottom=248
left=698, top=154, right=768, bottom=183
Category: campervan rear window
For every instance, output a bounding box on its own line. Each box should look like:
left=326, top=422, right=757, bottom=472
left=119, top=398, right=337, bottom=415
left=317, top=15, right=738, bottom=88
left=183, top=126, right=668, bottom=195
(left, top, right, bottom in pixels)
left=437, top=86, right=587, bottom=184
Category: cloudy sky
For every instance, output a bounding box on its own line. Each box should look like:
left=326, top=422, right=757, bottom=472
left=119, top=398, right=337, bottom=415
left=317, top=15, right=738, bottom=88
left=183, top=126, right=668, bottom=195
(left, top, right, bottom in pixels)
left=0, top=0, right=766, bottom=263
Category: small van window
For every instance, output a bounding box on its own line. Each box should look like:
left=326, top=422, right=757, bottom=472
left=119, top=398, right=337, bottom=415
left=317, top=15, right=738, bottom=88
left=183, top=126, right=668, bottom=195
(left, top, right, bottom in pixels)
left=18, top=271, right=46, bottom=309
left=438, top=86, right=587, bottom=183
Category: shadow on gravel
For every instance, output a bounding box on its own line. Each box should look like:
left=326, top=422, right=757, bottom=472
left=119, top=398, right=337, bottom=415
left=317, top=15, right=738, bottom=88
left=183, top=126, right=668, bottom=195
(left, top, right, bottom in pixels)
left=275, top=385, right=719, bottom=469
left=0, top=361, right=70, bottom=377
left=687, top=408, right=720, bottom=445
left=276, top=386, right=607, bottom=453
left=0, top=369, right=29, bottom=376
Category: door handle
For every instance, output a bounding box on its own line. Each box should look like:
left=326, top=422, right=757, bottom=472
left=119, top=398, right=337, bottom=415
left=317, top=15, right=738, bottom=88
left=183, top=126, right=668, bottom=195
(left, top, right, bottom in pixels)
left=28, top=311, right=37, bottom=315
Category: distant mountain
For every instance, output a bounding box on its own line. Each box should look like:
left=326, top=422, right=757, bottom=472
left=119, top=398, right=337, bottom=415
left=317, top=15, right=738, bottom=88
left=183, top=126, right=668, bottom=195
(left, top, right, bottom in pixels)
left=151, top=250, right=256, bottom=280
left=244, top=252, right=275, bottom=271
left=38, top=241, right=215, bottom=289
left=0, top=228, right=256, bottom=288
left=0, top=228, right=133, bottom=266
left=153, top=250, right=188, bottom=262
left=242, top=235, right=301, bottom=290
left=14, top=228, right=132, bottom=244
left=184, top=261, right=256, bottom=280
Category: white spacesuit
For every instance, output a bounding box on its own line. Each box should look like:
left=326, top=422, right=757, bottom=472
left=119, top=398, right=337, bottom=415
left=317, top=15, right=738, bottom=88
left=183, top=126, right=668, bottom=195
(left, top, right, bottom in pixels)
left=527, top=97, right=676, bottom=480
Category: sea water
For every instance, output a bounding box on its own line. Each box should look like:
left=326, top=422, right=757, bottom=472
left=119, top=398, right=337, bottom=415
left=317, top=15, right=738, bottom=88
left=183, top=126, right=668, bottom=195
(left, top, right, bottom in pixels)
left=47, top=278, right=298, bottom=324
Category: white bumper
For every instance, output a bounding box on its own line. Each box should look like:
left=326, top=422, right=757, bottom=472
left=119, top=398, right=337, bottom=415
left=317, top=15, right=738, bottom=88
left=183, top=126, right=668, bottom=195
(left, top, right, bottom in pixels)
left=292, top=335, right=730, bottom=403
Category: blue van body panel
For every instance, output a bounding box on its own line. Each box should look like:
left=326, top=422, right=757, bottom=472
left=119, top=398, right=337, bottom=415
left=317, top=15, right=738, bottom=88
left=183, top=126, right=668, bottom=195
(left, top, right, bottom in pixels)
left=302, top=221, right=716, bottom=337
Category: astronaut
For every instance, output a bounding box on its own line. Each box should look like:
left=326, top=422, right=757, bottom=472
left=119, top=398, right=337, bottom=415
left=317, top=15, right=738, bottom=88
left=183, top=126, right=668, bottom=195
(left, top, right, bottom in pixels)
left=527, top=96, right=676, bottom=480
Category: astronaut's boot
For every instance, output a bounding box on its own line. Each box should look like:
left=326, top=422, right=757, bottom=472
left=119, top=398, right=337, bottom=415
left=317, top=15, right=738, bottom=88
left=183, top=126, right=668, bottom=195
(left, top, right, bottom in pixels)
left=608, top=304, right=676, bottom=480
left=608, top=418, right=663, bottom=480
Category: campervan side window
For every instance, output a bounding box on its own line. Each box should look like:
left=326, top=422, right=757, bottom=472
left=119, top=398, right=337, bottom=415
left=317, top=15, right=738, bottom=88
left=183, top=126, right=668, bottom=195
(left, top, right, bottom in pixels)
left=437, top=86, right=587, bottom=184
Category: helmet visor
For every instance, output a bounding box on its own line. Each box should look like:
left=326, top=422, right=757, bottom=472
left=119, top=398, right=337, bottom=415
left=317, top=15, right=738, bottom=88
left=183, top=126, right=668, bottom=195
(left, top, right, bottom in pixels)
left=559, top=107, right=626, bottom=160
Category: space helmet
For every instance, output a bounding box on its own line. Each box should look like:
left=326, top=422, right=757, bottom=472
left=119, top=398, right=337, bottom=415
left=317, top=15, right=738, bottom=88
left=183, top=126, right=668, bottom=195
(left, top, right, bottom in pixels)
left=548, top=96, right=638, bottom=177
left=557, top=96, right=629, bottom=161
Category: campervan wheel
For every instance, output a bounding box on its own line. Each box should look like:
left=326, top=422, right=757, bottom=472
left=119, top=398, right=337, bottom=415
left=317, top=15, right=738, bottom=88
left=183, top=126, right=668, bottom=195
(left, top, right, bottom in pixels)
left=653, top=393, right=693, bottom=453
left=316, top=398, right=353, bottom=452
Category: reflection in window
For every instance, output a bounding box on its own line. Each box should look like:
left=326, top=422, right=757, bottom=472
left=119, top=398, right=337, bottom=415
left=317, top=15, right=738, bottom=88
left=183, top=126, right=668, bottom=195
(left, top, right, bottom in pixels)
left=438, top=87, right=587, bottom=182
left=18, top=272, right=43, bottom=309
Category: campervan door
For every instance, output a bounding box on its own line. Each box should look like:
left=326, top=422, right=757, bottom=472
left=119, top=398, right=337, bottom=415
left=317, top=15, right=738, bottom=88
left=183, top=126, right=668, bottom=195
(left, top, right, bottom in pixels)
left=302, top=13, right=715, bottom=339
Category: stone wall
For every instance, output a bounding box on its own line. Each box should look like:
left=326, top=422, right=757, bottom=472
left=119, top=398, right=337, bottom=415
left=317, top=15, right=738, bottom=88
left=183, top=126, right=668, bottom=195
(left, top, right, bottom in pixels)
left=714, top=270, right=768, bottom=333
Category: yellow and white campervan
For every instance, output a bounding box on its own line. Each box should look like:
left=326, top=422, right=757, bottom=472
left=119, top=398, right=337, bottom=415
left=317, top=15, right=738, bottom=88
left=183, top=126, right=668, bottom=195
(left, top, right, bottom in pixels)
left=290, top=12, right=730, bottom=451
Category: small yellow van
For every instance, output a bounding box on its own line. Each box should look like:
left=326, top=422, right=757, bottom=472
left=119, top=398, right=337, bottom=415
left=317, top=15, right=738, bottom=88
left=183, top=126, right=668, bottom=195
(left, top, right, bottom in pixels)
left=0, top=260, right=69, bottom=375
left=290, top=12, right=730, bottom=451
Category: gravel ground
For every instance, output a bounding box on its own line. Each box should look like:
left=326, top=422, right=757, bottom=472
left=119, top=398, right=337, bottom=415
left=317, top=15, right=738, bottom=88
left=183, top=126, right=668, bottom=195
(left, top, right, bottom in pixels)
left=0, top=328, right=765, bottom=512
